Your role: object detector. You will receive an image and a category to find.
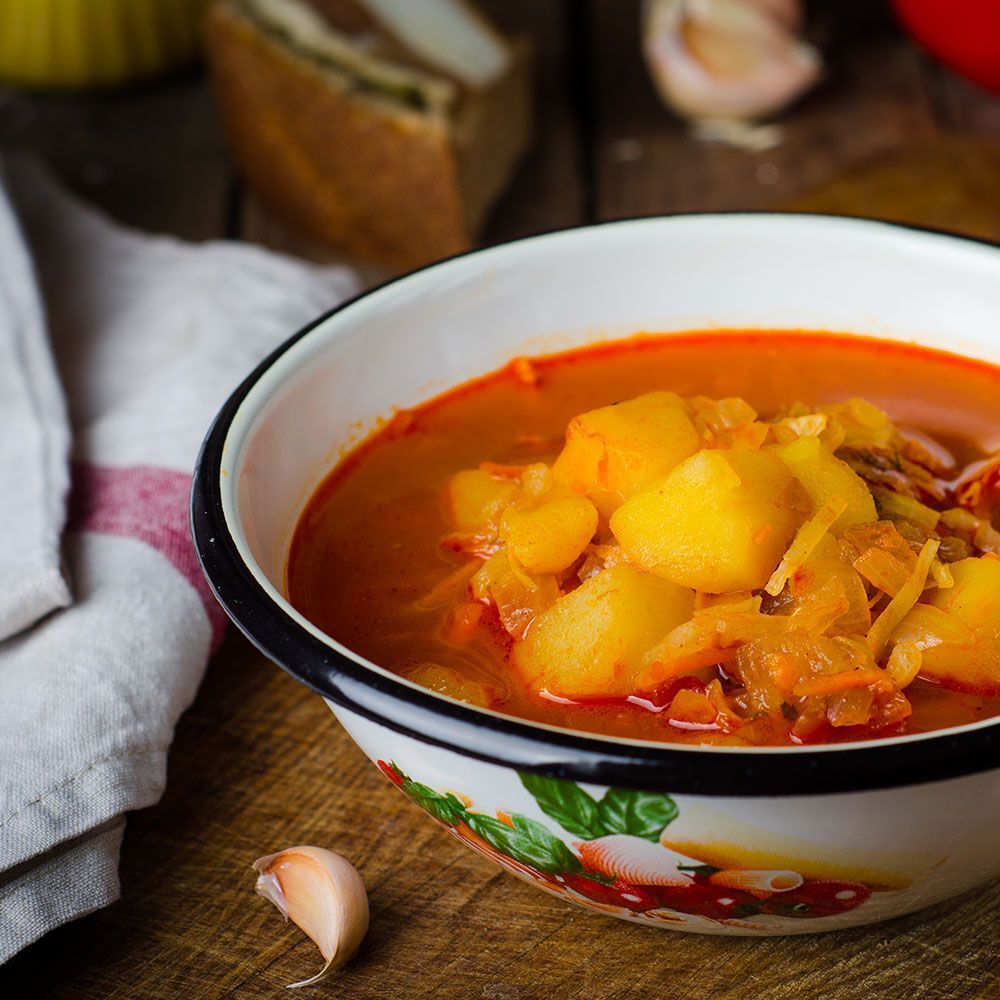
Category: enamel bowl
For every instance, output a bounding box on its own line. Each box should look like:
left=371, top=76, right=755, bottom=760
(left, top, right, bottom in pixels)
left=192, top=215, right=1000, bottom=935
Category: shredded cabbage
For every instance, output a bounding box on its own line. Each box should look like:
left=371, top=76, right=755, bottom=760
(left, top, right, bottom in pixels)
left=867, top=539, right=939, bottom=658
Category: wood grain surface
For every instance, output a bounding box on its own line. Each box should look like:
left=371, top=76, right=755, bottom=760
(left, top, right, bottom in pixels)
left=3, top=2, right=1000, bottom=997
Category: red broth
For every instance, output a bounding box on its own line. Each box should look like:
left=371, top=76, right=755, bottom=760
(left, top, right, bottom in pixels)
left=287, top=332, right=1000, bottom=745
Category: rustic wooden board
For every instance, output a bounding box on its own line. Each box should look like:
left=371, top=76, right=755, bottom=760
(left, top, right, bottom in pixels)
left=7, top=634, right=1000, bottom=1000
left=785, top=139, right=1000, bottom=241
left=4, top=2, right=1000, bottom=997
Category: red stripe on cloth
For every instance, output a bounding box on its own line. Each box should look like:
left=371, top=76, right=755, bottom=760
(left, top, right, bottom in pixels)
left=68, top=463, right=227, bottom=650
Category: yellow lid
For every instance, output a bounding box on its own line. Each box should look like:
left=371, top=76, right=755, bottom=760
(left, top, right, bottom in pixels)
left=0, top=0, right=211, bottom=90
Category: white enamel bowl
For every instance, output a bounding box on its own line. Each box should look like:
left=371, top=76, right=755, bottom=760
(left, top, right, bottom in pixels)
left=193, top=215, right=1000, bottom=935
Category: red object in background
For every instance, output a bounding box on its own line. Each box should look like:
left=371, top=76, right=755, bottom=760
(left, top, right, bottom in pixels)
left=892, top=0, right=1000, bottom=92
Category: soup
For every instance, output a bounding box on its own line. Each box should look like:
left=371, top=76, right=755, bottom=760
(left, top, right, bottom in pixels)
left=287, top=332, right=1000, bottom=746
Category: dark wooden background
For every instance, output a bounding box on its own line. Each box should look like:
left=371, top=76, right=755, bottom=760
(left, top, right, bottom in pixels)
left=3, top=2, right=1000, bottom=997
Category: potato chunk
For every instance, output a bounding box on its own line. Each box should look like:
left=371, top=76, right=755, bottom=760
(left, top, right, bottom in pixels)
left=773, top=436, right=876, bottom=532
left=446, top=469, right=517, bottom=531
left=512, top=566, right=695, bottom=697
left=610, top=449, right=803, bottom=593
left=552, top=392, right=700, bottom=516
left=917, top=557, right=1000, bottom=693
left=503, top=491, right=598, bottom=575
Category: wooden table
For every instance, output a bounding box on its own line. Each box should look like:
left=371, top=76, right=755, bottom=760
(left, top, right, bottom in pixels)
left=4, top=3, right=1000, bottom=997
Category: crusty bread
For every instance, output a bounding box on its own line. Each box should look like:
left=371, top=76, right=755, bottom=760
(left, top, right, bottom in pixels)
left=204, top=0, right=532, bottom=270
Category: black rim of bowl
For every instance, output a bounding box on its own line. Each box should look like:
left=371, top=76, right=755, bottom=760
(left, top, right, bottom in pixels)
left=191, top=213, right=1000, bottom=797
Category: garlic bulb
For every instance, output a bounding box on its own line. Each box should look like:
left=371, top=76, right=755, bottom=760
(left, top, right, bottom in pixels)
left=254, top=845, right=369, bottom=989
left=642, top=0, right=821, bottom=124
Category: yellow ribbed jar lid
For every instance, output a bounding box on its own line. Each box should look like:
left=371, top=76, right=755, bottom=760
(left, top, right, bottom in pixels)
left=0, top=0, right=211, bottom=90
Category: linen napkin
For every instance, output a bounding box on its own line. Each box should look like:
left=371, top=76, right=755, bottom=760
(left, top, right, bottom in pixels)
left=0, top=157, right=358, bottom=962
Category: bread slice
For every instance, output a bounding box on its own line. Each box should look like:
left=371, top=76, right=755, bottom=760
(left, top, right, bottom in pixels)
left=205, top=0, right=533, bottom=270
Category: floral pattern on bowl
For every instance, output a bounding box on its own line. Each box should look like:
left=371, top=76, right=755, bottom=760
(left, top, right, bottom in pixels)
left=377, top=760, right=890, bottom=929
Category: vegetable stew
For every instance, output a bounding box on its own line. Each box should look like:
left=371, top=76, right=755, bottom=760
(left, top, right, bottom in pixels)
left=287, top=333, right=1000, bottom=746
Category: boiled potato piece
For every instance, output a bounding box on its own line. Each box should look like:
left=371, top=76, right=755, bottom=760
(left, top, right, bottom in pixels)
left=503, top=490, right=598, bottom=575
left=773, top=436, right=876, bottom=531
left=610, top=449, right=803, bottom=593
left=446, top=469, right=517, bottom=531
left=918, top=557, right=1000, bottom=693
left=552, top=392, right=700, bottom=516
left=512, top=565, right=694, bottom=697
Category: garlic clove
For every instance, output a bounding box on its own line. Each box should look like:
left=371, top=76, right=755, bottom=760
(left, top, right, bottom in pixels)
left=643, top=0, right=822, bottom=124
left=253, top=845, right=369, bottom=989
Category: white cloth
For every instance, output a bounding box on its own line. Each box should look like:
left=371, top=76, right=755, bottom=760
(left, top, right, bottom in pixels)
left=0, top=170, right=71, bottom=639
left=0, top=158, right=358, bottom=962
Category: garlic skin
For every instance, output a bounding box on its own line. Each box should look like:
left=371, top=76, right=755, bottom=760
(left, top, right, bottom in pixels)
left=253, top=846, right=369, bottom=989
left=642, top=0, right=821, bottom=123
